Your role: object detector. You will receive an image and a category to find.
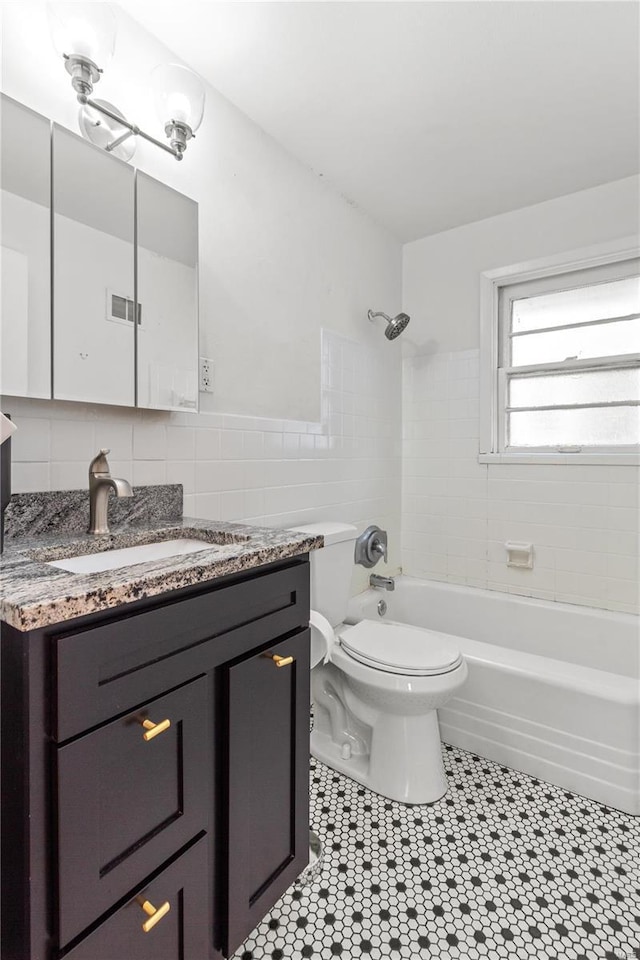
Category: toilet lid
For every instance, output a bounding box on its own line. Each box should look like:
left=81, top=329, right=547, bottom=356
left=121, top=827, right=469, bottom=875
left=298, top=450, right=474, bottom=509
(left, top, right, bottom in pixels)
left=338, top=620, right=463, bottom=676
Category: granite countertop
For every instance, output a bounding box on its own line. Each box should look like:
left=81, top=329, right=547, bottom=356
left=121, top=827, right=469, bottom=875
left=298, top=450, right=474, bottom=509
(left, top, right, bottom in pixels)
left=0, top=518, right=323, bottom=632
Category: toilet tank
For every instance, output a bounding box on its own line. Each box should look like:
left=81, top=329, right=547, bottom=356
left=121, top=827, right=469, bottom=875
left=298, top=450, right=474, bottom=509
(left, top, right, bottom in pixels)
left=292, top=522, right=357, bottom=627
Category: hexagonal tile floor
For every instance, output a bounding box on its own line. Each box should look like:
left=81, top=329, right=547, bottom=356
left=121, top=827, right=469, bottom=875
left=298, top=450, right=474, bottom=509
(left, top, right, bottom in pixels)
left=233, top=743, right=640, bottom=960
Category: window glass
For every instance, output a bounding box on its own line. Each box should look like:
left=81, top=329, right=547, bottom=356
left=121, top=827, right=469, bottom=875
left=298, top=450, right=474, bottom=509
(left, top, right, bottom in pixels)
left=509, top=369, right=640, bottom=408
left=511, top=317, right=640, bottom=367
left=509, top=406, right=640, bottom=447
left=512, top=275, right=640, bottom=332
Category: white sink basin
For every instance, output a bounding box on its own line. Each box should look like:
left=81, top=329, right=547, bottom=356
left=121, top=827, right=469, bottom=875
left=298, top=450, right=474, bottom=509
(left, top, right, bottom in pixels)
left=47, top=538, right=215, bottom=574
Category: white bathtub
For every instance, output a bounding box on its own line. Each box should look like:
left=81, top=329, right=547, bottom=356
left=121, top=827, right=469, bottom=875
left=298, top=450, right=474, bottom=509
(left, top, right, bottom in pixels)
left=346, top=576, right=640, bottom=815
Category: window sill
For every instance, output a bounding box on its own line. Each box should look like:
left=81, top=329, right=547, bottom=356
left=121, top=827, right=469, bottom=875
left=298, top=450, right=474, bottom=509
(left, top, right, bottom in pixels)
left=478, top=452, right=640, bottom=466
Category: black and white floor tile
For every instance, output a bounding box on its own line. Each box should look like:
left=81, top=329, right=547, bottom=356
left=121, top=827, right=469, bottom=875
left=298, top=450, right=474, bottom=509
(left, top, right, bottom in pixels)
left=234, top=743, right=640, bottom=960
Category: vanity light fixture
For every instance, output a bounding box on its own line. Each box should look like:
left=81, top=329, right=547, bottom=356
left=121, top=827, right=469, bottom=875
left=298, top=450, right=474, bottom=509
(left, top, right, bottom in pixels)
left=47, top=1, right=205, bottom=161
left=151, top=62, right=205, bottom=159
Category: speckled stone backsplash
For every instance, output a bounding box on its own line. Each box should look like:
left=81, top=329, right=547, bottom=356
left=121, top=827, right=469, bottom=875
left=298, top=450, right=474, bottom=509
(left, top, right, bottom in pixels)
left=4, top=484, right=183, bottom=541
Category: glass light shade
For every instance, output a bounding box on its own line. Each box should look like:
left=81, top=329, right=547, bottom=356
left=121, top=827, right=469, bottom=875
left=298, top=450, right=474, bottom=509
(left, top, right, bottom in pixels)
left=152, top=63, right=205, bottom=132
left=47, top=1, right=117, bottom=67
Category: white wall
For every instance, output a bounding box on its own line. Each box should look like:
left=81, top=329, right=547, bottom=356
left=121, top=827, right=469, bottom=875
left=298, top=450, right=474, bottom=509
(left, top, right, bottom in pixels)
left=1, top=1, right=401, bottom=422
left=403, top=176, right=640, bottom=354
left=2, top=5, right=637, bottom=613
left=402, top=177, right=640, bottom=614
left=6, top=329, right=402, bottom=596
left=0, top=2, right=403, bottom=591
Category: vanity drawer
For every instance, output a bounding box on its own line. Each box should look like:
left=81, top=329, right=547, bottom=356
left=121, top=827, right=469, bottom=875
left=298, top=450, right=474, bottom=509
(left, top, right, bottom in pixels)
left=56, top=677, right=209, bottom=948
left=54, top=560, right=309, bottom=741
left=62, top=837, right=209, bottom=960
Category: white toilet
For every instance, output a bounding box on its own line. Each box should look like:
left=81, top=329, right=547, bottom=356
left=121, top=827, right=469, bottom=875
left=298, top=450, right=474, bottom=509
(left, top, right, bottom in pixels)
left=295, top=522, right=468, bottom=805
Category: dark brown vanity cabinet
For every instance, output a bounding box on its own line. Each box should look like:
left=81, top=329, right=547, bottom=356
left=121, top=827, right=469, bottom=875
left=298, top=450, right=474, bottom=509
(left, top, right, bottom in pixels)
left=63, top=838, right=210, bottom=960
left=225, top=633, right=310, bottom=953
left=56, top=678, right=210, bottom=947
left=0, top=556, right=311, bottom=960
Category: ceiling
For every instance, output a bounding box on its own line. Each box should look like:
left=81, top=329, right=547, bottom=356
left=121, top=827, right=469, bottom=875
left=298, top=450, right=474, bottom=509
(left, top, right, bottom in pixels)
left=119, top=1, right=640, bottom=242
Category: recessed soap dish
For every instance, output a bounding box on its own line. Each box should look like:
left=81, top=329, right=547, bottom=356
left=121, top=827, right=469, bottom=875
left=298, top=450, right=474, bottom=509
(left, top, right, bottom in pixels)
left=506, top=541, right=534, bottom=569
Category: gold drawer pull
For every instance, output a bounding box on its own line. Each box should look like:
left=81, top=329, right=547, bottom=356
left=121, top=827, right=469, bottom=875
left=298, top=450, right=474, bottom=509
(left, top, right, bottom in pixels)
left=140, top=898, right=170, bottom=933
left=141, top=718, right=171, bottom=741
left=269, top=654, right=294, bottom=667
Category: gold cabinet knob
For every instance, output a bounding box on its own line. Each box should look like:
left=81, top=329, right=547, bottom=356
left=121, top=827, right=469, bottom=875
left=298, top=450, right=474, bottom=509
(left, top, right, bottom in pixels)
left=139, top=898, right=170, bottom=933
left=268, top=654, right=294, bottom=667
left=141, top=718, right=171, bottom=741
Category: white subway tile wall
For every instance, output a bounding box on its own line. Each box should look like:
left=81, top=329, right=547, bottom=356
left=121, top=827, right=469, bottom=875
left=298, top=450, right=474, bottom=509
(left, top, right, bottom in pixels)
left=2, top=330, right=402, bottom=595
left=5, top=336, right=638, bottom=612
left=402, top=349, right=640, bottom=614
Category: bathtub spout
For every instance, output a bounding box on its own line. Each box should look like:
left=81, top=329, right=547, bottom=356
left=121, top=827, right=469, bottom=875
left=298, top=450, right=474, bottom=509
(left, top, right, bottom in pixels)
left=370, top=574, right=395, bottom=591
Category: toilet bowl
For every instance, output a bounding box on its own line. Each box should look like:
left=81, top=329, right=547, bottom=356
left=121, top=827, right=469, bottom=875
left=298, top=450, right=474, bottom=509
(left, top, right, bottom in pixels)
left=294, top=522, right=468, bottom=805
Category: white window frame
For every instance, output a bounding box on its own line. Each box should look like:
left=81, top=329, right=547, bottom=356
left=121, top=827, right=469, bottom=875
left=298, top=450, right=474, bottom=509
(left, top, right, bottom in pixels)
left=479, top=236, right=640, bottom=465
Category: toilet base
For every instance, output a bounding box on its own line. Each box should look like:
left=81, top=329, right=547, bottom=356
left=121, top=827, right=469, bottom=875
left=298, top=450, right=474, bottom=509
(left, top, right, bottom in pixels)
left=310, top=709, right=449, bottom=805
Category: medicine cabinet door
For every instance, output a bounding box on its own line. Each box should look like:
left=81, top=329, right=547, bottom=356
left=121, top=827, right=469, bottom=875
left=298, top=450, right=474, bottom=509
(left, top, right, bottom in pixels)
left=0, top=95, right=51, bottom=399
left=52, top=124, right=135, bottom=406
left=136, top=172, right=198, bottom=412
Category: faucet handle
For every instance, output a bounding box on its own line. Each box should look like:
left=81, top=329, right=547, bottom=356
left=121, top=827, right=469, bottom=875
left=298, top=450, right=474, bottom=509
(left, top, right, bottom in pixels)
left=354, top=525, right=389, bottom=568
left=89, top=449, right=111, bottom=477
left=371, top=537, right=388, bottom=563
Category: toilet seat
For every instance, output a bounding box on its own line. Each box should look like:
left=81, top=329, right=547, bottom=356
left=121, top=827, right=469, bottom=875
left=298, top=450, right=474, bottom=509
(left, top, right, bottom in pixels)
left=338, top=619, right=463, bottom=676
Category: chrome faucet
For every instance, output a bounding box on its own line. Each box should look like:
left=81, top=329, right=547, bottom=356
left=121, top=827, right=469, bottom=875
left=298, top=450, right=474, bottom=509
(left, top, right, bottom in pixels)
left=370, top=574, right=395, bottom=591
left=88, top=449, right=133, bottom=535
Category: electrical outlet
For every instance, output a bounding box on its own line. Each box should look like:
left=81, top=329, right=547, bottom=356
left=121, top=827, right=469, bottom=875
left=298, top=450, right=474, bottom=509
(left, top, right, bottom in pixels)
left=199, top=357, right=214, bottom=393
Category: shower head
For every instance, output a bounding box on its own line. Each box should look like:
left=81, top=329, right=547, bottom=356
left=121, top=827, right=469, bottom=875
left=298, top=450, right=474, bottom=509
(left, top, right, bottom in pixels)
left=385, top=312, right=410, bottom=340
left=368, top=309, right=411, bottom=340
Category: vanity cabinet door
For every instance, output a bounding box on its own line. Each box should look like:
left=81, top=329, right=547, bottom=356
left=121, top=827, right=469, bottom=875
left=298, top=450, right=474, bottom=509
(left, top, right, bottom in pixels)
left=56, top=677, right=209, bottom=947
left=224, top=629, right=310, bottom=955
left=63, top=837, right=209, bottom=960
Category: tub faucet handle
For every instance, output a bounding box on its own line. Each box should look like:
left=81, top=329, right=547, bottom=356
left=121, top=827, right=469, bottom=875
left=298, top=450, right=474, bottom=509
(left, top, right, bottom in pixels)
left=371, top=536, right=387, bottom=563
left=354, top=525, right=389, bottom=568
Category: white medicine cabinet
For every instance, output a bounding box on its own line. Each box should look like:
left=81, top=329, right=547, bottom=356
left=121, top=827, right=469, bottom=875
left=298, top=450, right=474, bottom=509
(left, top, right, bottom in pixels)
left=1, top=95, right=199, bottom=413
